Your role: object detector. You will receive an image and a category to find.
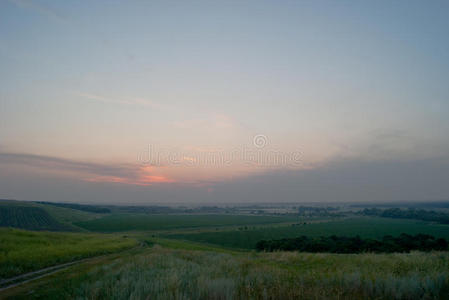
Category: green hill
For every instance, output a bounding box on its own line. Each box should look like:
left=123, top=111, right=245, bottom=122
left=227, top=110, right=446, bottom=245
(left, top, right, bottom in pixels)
left=0, top=206, right=70, bottom=231
left=0, top=200, right=102, bottom=231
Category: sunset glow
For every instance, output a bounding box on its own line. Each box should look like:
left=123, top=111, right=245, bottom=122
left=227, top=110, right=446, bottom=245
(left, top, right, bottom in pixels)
left=1, top=1, right=448, bottom=204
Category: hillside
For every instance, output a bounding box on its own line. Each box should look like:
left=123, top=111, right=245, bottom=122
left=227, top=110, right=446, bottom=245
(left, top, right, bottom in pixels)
left=0, top=206, right=70, bottom=231
left=0, top=228, right=138, bottom=279
left=0, top=200, right=101, bottom=231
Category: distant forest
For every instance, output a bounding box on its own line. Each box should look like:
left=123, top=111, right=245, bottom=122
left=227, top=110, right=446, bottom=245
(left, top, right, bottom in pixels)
left=35, top=201, right=111, bottom=213
left=360, top=208, right=449, bottom=224
left=256, top=234, right=448, bottom=253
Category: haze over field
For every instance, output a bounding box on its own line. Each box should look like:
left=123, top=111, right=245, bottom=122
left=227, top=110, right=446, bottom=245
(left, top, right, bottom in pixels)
left=1, top=0, right=449, bottom=204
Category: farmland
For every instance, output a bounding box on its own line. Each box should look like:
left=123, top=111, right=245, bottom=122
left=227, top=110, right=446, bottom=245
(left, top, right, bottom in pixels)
left=1, top=200, right=449, bottom=299
left=0, top=206, right=71, bottom=232
left=0, top=200, right=101, bottom=231
left=164, top=217, right=449, bottom=249
left=75, top=213, right=300, bottom=232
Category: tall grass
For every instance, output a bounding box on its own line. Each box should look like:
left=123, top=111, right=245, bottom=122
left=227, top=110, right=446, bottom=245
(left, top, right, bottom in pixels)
left=47, top=246, right=449, bottom=299
left=0, top=228, right=137, bottom=279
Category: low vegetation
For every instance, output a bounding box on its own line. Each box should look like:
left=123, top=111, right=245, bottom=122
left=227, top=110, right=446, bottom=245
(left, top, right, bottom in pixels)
left=165, top=217, right=449, bottom=249
left=35, top=201, right=111, bottom=213
left=0, top=200, right=102, bottom=231
left=256, top=234, right=448, bottom=253
left=0, top=206, right=70, bottom=231
left=0, top=228, right=137, bottom=279
left=75, top=214, right=299, bottom=232
left=296, top=206, right=344, bottom=217
left=11, top=244, right=449, bottom=299
left=1, top=200, right=449, bottom=299
left=360, top=207, right=449, bottom=224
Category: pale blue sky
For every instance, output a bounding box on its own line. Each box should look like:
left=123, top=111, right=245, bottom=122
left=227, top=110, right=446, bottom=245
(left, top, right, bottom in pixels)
left=1, top=0, right=448, bottom=203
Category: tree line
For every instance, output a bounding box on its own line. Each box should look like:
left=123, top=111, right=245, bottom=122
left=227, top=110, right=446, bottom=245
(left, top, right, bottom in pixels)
left=360, top=208, right=449, bottom=224
left=256, top=234, right=448, bottom=253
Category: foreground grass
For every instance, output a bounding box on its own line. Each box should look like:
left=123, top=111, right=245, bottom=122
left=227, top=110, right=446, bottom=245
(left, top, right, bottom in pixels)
left=165, top=217, right=449, bottom=249
left=0, top=228, right=138, bottom=279
left=4, top=242, right=448, bottom=300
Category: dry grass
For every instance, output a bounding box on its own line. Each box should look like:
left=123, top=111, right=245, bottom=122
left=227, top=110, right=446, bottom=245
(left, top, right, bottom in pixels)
left=67, top=246, right=449, bottom=300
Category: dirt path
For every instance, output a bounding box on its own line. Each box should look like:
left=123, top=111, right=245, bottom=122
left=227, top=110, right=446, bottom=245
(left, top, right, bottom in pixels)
left=0, top=256, right=103, bottom=292
left=0, top=245, right=143, bottom=293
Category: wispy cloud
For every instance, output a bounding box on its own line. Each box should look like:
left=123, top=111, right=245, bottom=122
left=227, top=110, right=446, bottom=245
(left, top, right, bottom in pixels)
left=0, top=152, right=173, bottom=186
left=78, top=92, right=240, bottom=131
left=78, top=92, right=171, bottom=110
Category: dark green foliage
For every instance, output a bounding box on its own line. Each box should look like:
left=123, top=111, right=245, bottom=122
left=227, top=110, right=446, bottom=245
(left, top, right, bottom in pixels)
left=112, top=205, right=238, bottom=214
left=0, top=206, right=70, bottom=231
left=297, top=206, right=343, bottom=217
left=256, top=234, right=449, bottom=253
left=166, top=217, right=449, bottom=249
left=351, top=201, right=449, bottom=208
left=110, top=205, right=182, bottom=214
left=361, top=207, right=449, bottom=224
left=35, top=201, right=110, bottom=213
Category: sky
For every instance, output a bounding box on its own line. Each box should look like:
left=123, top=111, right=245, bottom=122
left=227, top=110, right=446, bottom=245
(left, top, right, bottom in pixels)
left=1, top=0, right=449, bottom=204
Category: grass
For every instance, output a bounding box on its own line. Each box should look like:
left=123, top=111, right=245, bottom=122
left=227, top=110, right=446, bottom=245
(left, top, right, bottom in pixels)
left=147, top=237, right=243, bottom=254
left=2, top=208, right=449, bottom=299
left=0, top=206, right=72, bottom=231
left=38, top=204, right=102, bottom=228
left=0, top=200, right=101, bottom=231
left=75, top=214, right=301, bottom=232
left=0, top=228, right=138, bottom=279
left=165, top=217, right=449, bottom=249
left=4, top=242, right=448, bottom=299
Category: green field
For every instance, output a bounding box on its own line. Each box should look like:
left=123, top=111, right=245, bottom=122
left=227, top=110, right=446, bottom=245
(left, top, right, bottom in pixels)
left=3, top=240, right=448, bottom=299
left=0, top=228, right=137, bottom=279
left=165, top=217, right=449, bottom=249
left=0, top=206, right=72, bottom=231
left=0, top=200, right=101, bottom=231
left=2, top=199, right=449, bottom=299
left=75, top=214, right=300, bottom=232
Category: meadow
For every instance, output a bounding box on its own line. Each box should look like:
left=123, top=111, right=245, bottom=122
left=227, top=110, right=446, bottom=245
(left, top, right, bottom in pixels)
left=0, top=228, right=137, bottom=279
left=75, top=213, right=300, bottom=232
left=2, top=200, right=449, bottom=299
left=165, top=217, right=449, bottom=249
left=3, top=241, right=448, bottom=299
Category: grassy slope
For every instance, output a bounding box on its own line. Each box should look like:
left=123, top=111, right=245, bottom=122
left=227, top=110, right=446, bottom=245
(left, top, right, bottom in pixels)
left=0, top=206, right=71, bottom=231
left=3, top=239, right=448, bottom=299
left=0, top=200, right=101, bottom=231
left=0, top=228, right=138, bottom=279
left=165, top=217, right=449, bottom=249
left=75, top=214, right=300, bottom=232
left=38, top=204, right=101, bottom=230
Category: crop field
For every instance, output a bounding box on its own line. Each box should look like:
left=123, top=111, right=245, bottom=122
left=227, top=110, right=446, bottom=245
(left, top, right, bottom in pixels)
left=75, top=214, right=300, bottom=232
left=0, top=200, right=101, bottom=231
left=0, top=228, right=137, bottom=279
left=3, top=241, right=448, bottom=299
left=0, top=206, right=71, bottom=231
left=2, top=200, right=449, bottom=299
left=165, top=217, right=449, bottom=249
